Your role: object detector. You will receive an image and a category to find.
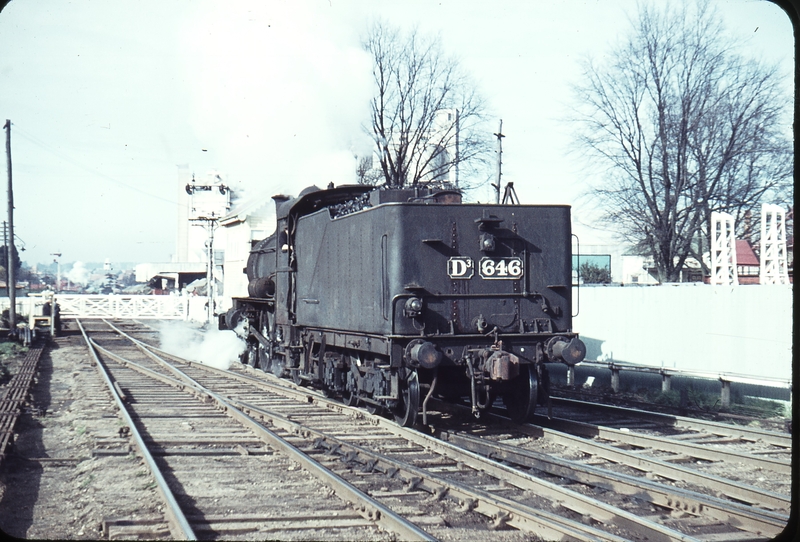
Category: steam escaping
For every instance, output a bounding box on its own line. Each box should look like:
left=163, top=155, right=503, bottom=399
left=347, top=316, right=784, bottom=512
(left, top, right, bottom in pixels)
left=180, top=2, right=374, bottom=194
left=67, top=261, right=90, bottom=285
left=157, top=321, right=245, bottom=370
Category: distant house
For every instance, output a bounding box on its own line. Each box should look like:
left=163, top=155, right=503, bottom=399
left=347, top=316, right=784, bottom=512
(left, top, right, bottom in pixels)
left=735, top=239, right=760, bottom=285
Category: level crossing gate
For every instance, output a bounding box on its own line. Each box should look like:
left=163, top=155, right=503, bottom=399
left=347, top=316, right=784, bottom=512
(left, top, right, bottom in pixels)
left=55, top=295, right=189, bottom=320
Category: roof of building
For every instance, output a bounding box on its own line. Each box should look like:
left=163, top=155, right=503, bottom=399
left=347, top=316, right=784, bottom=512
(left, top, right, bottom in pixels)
left=736, top=239, right=759, bottom=266
left=220, top=194, right=275, bottom=227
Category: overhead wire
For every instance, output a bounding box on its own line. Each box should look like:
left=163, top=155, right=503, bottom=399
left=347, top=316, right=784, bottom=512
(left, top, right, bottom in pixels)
left=10, top=122, right=182, bottom=207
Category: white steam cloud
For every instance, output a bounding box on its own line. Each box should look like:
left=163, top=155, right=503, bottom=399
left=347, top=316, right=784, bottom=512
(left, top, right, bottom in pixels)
left=158, top=321, right=245, bottom=370
left=67, top=261, right=90, bottom=285
left=179, top=2, right=374, bottom=195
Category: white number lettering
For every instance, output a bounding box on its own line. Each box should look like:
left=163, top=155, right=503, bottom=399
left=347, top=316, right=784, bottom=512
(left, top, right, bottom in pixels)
left=447, top=257, right=474, bottom=279
left=479, top=257, right=524, bottom=279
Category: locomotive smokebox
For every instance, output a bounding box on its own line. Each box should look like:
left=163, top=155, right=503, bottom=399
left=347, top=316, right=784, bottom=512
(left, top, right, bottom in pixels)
left=547, top=336, right=587, bottom=365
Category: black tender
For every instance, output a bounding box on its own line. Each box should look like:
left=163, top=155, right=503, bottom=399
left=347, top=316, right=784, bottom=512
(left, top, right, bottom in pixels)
left=222, top=184, right=586, bottom=426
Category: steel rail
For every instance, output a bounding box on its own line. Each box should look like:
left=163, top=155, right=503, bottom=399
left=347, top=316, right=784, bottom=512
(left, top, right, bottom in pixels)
left=535, top=414, right=791, bottom=475
left=437, top=429, right=788, bottom=537
left=93, top=322, right=436, bottom=542
left=129, top=344, right=705, bottom=541
left=122, top=335, right=625, bottom=541
left=121, top=331, right=789, bottom=538
left=0, top=345, right=44, bottom=465
left=157, top=356, right=696, bottom=541
left=359, top=413, right=708, bottom=542
left=432, top=400, right=791, bottom=511
left=76, top=320, right=197, bottom=540
left=551, top=397, right=792, bottom=449
left=229, top=396, right=629, bottom=542
left=137, top=337, right=791, bottom=532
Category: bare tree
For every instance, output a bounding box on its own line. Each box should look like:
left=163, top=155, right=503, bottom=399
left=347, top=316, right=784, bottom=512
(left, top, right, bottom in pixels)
left=572, top=1, right=792, bottom=282
left=361, top=21, right=491, bottom=188
left=355, top=155, right=383, bottom=185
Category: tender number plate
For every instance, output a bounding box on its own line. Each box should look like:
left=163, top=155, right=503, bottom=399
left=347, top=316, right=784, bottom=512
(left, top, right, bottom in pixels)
left=447, top=256, right=475, bottom=279
left=478, top=257, right=524, bottom=279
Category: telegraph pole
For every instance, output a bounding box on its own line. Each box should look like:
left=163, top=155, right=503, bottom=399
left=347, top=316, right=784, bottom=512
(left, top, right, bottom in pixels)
left=205, top=219, right=217, bottom=325
left=2, top=222, right=7, bottom=296
left=492, top=120, right=505, bottom=204
left=4, top=120, right=16, bottom=329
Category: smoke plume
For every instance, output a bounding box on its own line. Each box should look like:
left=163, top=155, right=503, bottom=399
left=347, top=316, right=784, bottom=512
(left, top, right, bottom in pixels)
left=67, top=261, right=90, bottom=285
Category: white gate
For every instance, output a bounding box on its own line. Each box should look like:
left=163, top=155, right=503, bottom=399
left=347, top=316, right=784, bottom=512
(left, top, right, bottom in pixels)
left=55, top=295, right=189, bottom=320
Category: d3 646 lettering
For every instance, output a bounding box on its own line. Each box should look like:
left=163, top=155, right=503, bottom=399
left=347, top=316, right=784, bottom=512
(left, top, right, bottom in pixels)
left=447, top=256, right=523, bottom=280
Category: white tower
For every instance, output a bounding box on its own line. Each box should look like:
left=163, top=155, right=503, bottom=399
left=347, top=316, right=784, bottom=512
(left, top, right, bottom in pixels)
left=711, top=212, right=738, bottom=286
left=760, top=204, right=790, bottom=285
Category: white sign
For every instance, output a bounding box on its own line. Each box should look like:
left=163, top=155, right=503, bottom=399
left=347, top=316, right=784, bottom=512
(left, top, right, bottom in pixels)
left=479, top=257, right=523, bottom=279
left=447, top=257, right=474, bottom=279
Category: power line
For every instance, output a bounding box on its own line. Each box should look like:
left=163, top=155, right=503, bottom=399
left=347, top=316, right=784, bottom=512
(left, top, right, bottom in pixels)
left=10, top=123, right=182, bottom=207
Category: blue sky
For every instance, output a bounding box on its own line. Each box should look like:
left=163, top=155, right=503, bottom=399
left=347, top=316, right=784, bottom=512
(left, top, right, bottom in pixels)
left=0, top=0, right=793, bottom=266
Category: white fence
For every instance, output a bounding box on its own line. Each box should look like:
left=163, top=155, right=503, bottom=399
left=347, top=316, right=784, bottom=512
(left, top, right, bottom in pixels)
left=55, top=295, right=189, bottom=320
left=0, top=294, right=216, bottom=324
left=573, top=283, right=793, bottom=382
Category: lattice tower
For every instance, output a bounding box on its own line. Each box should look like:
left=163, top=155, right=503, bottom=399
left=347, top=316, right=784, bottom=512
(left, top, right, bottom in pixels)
left=711, top=212, right=738, bottom=286
left=760, top=204, right=789, bottom=285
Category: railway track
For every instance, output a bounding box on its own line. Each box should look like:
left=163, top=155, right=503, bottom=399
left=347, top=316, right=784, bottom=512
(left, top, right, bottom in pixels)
left=2, top=319, right=790, bottom=540
left=0, top=345, right=45, bottom=464
left=78, top=319, right=426, bottom=540
left=100, top=320, right=790, bottom=541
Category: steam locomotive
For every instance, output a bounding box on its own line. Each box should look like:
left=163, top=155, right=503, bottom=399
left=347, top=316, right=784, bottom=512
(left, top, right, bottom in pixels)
left=221, top=183, right=586, bottom=426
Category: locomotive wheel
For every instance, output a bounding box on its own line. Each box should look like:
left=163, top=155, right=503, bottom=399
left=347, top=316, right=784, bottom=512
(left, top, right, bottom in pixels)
left=503, top=365, right=538, bottom=423
left=342, top=372, right=358, bottom=406
left=271, top=356, right=286, bottom=378
left=392, top=371, right=420, bottom=427
left=244, top=342, right=258, bottom=367
left=257, top=322, right=271, bottom=372
left=257, top=351, right=270, bottom=372
left=291, top=366, right=307, bottom=386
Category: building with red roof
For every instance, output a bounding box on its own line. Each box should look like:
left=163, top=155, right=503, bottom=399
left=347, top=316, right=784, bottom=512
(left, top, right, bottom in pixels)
left=735, top=239, right=760, bottom=284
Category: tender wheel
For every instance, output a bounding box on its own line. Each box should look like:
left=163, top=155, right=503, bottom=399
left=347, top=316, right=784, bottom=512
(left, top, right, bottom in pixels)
left=393, top=371, right=420, bottom=427
left=503, top=365, right=538, bottom=423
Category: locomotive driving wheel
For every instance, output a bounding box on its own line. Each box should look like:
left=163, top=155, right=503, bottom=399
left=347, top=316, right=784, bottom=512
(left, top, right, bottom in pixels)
left=243, top=342, right=258, bottom=367
left=271, top=355, right=286, bottom=378
left=342, top=370, right=359, bottom=406
left=502, top=365, right=538, bottom=423
left=257, top=321, right=272, bottom=372
left=392, top=371, right=420, bottom=427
